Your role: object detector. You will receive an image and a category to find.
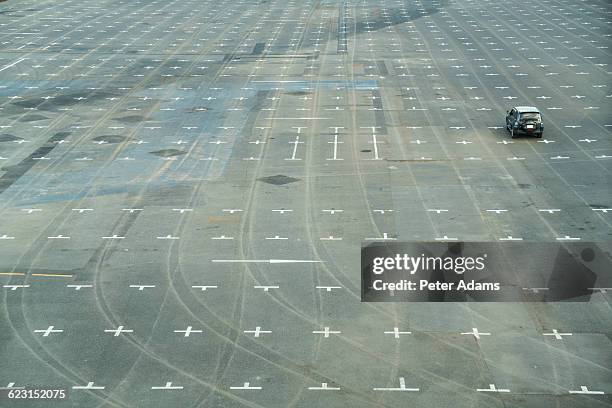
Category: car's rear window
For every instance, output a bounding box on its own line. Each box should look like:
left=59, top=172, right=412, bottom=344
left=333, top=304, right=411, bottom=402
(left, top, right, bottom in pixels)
left=520, top=112, right=541, bottom=120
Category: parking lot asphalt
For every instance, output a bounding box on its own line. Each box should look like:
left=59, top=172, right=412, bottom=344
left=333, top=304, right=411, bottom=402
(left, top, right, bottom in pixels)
left=0, top=0, right=611, bottom=407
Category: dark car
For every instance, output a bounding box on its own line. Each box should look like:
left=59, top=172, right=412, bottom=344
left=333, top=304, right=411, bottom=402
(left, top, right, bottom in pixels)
left=505, top=106, right=544, bottom=138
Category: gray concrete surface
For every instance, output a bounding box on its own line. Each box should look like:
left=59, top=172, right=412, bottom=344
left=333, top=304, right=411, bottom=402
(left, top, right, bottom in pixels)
left=0, top=0, right=611, bottom=407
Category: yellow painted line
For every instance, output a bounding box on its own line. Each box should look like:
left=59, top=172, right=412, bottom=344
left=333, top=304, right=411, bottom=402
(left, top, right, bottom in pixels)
left=31, top=273, right=73, bottom=278
left=0, top=272, right=25, bottom=276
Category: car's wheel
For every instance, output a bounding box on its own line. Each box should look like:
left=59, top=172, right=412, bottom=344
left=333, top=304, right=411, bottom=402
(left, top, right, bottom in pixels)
left=536, top=132, right=542, bottom=138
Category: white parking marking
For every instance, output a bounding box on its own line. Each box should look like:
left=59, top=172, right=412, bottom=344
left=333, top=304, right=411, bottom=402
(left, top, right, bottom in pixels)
left=373, top=377, right=419, bottom=392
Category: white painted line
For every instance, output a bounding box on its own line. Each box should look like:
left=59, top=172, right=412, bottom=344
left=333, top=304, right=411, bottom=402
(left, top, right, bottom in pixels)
left=72, top=208, right=93, bottom=213
left=312, top=327, right=341, bottom=338
left=384, top=327, right=412, bottom=338
left=569, top=386, right=604, bottom=395
left=73, top=382, right=105, bottom=390
left=286, top=135, right=303, bottom=160
left=435, top=235, right=458, bottom=241
left=34, top=326, right=63, bottom=337
left=308, top=382, right=340, bottom=390
left=3, top=383, right=25, bottom=390
left=477, top=384, right=510, bottom=393
left=129, top=285, right=155, bottom=291
left=556, top=235, right=580, bottom=241
left=543, top=329, right=572, bottom=340
left=316, top=286, right=342, bottom=292
left=67, top=284, right=93, bottom=290
left=230, top=382, right=261, bottom=390
left=174, top=326, right=202, bottom=337
left=254, top=285, right=279, bottom=291
left=0, top=58, right=27, bottom=72
left=320, top=236, right=342, bottom=241
left=461, top=328, right=490, bottom=340
left=3, top=285, right=29, bottom=291
left=244, top=327, right=272, bottom=337
left=327, top=133, right=343, bottom=160
left=192, top=285, right=218, bottom=291
left=365, top=233, right=397, bottom=241
left=151, top=382, right=183, bottom=390
left=589, top=288, right=612, bottom=294
left=499, top=236, right=523, bottom=241
left=373, top=377, right=419, bottom=392
left=104, top=326, right=133, bottom=336
left=370, top=134, right=380, bottom=160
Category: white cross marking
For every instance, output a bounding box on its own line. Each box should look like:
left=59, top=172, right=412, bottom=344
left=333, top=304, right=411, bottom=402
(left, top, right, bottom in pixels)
left=244, top=327, right=271, bottom=338
left=461, top=328, right=490, bottom=340
left=3, top=284, right=29, bottom=291
left=500, top=235, right=523, bottom=241
left=73, top=382, right=105, bottom=390
left=308, top=382, right=341, bottom=390
left=373, top=377, right=419, bottom=391
left=313, top=327, right=341, bottom=338
left=366, top=232, right=396, bottom=240
left=435, top=235, right=458, bottom=241
left=254, top=285, right=279, bottom=292
left=34, top=326, right=63, bottom=337
left=192, top=285, right=218, bottom=291
left=104, top=326, right=133, bottom=336
left=230, top=382, right=261, bottom=390
left=67, top=284, right=92, bottom=290
left=556, top=235, right=580, bottom=241
left=543, top=329, right=572, bottom=340
left=316, top=286, right=342, bottom=292
left=151, top=382, right=183, bottom=390
left=569, top=386, right=604, bottom=395
left=477, top=384, right=510, bottom=393
left=174, top=326, right=202, bottom=337
left=129, top=285, right=155, bottom=291
left=384, top=327, right=412, bottom=338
